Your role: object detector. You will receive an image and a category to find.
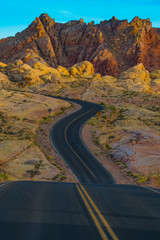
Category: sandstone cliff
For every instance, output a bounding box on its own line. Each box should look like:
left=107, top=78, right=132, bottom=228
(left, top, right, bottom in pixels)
left=1, top=14, right=160, bottom=76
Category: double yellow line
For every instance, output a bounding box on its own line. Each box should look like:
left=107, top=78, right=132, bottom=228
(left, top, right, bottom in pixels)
left=64, top=109, right=97, bottom=179
left=76, top=183, right=119, bottom=240
left=64, top=105, right=118, bottom=239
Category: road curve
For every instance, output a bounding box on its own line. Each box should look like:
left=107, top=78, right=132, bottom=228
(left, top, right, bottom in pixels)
left=49, top=96, right=115, bottom=184
left=0, top=95, right=160, bottom=240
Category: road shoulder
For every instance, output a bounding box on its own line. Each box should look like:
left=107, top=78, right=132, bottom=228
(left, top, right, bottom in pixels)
left=82, top=123, right=133, bottom=184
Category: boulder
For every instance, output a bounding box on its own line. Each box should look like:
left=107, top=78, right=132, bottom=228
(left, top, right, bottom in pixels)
left=4, top=61, right=32, bottom=83
left=117, top=63, right=151, bottom=92
left=32, top=62, right=61, bottom=77
left=150, top=70, right=160, bottom=80
left=0, top=72, right=15, bottom=89
left=69, top=61, right=94, bottom=77
left=40, top=74, right=57, bottom=83
left=92, top=73, right=102, bottom=81
left=101, top=75, right=117, bottom=83
left=57, top=66, right=70, bottom=76
left=23, top=69, right=44, bottom=85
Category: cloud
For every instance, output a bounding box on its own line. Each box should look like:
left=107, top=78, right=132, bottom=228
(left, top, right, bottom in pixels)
left=57, top=11, right=104, bottom=23
left=59, top=10, right=72, bottom=15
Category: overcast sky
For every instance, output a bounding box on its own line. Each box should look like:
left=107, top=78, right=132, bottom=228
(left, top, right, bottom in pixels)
left=0, top=0, right=160, bottom=38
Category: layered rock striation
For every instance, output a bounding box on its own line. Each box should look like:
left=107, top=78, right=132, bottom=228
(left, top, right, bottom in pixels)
left=1, top=14, right=160, bottom=76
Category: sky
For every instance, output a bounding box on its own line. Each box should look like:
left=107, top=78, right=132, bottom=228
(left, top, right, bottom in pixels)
left=0, top=0, right=160, bottom=39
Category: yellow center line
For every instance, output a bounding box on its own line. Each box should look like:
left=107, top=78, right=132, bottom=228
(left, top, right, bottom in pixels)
left=76, top=183, right=109, bottom=240
left=64, top=109, right=97, bottom=179
left=79, top=184, right=119, bottom=240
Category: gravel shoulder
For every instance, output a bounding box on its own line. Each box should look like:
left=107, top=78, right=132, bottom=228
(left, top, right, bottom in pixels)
left=36, top=101, right=81, bottom=182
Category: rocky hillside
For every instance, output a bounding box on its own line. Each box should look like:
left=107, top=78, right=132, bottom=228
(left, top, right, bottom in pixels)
left=1, top=59, right=159, bottom=95
left=0, top=14, right=160, bottom=76
left=0, top=58, right=160, bottom=186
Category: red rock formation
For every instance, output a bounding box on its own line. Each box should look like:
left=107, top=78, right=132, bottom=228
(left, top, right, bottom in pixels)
left=0, top=38, right=5, bottom=43
left=0, top=13, right=160, bottom=76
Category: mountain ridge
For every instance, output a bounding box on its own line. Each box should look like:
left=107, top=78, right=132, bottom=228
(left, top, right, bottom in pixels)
left=0, top=13, right=160, bottom=76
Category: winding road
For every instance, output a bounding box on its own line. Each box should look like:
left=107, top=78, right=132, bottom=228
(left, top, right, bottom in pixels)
left=0, top=96, right=160, bottom=240
left=50, top=97, right=114, bottom=184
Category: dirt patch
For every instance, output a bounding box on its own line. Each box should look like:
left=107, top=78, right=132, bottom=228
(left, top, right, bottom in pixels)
left=82, top=123, right=134, bottom=184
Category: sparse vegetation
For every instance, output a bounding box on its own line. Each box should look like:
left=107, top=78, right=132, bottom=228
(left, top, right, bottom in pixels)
left=0, top=172, right=8, bottom=181
left=105, top=143, right=112, bottom=150
left=0, top=89, right=71, bottom=182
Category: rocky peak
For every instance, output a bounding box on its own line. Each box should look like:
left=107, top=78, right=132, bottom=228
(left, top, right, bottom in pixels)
left=111, top=16, right=118, bottom=21
left=31, top=17, right=43, bottom=30
left=0, top=13, right=160, bottom=76
left=131, top=16, right=140, bottom=23
left=88, top=21, right=94, bottom=26
left=100, top=16, right=121, bottom=34
left=15, top=16, right=46, bottom=40
left=39, top=13, right=55, bottom=31
left=39, top=13, right=53, bottom=21
left=79, top=18, right=84, bottom=23
left=26, top=17, right=46, bottom=38
left=130, top=16, right=152, bottom=32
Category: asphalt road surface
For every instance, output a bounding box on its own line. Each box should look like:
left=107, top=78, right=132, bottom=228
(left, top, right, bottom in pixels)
left=50, top=97, right=115, bottom=184
left=0, top=182, right=160, bottom=240
left=0, top=96, right=160, bottom=240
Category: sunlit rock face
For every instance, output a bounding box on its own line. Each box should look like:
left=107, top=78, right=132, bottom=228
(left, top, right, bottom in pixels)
left=117, top=63, right=151, bottom=92
left=68, top=61, right=94, bottom=77
left=150, top=70, right=160, bottom=94
left=0, top=14, right=160, bottom=76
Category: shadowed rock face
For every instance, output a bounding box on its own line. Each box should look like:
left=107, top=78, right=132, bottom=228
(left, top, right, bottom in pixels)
left=0, top=14, right=160, bottom=76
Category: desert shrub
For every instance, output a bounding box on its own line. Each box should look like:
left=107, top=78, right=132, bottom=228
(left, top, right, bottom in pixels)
left=108, top=135, right=115, bottom=140
left=61, top=107, right=66, bottom=112
left=105, top=143, right=112, bottom=150
left=127, top=171, right=134, bottom=176
left=102, top=115, right=107, bottom=119
left=0, top=112, right=6, bottom=124
left=0, top=172, right=8, bottom=181
left=100, top=102, right=105, bottom=106
left=13, top=116, right=20, bottom=120
left=138, top=177, right=148, bottom=184
left=42, top=116, right=48, bottom=120
left=52, top=174, right=61, bottom=180
left=34, top=160, right=42, bottom=169
left=25, top=134, right=31, bottom=140
left=42, top=116, right=53, bottom=124
left=60, top=176, right=67, bottom=181
left=106, top=105, right=116, bottom=111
